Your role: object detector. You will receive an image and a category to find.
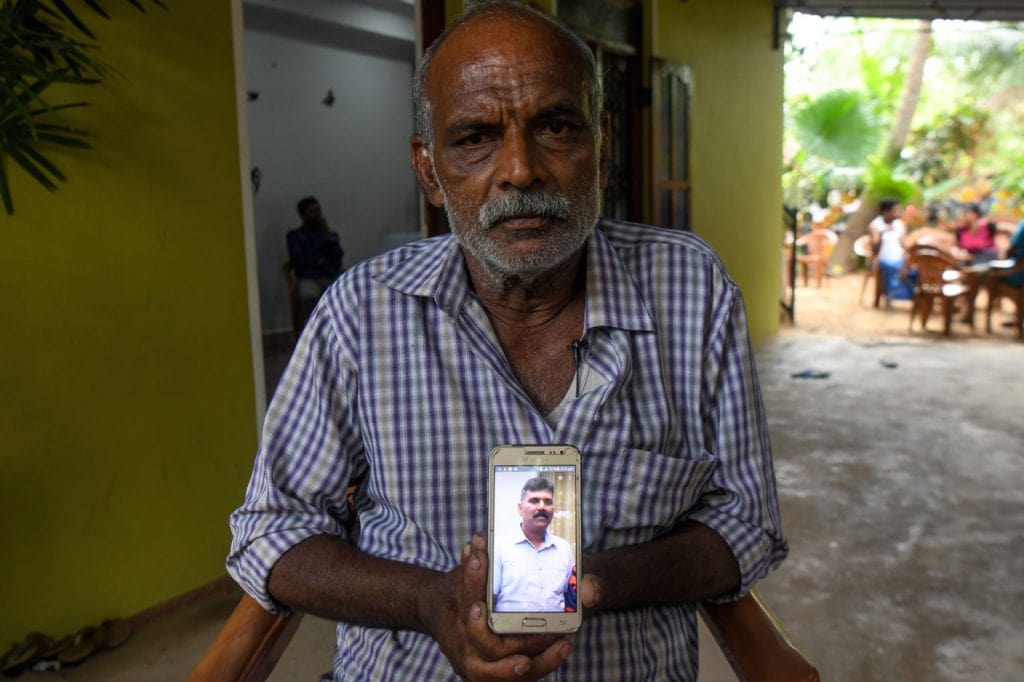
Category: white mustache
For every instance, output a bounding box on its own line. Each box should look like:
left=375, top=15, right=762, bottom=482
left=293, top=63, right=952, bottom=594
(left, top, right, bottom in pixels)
left=478, top=190, right=570, bottom=229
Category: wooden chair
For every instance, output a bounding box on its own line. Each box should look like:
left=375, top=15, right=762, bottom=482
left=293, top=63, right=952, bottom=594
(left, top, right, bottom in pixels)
left=905, top=246, right=971, bottom=336
left=188, top=589, right=819, bottom=681
left=985, top=262, right=1024, bottom=340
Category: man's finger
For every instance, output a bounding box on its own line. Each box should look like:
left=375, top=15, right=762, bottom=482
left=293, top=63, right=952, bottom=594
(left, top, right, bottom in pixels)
left=461, top=654, right=533, bottom=682
left=522, top=637, right=574, bottom=681
left=467, top=607, right=566, bottom=661
left=579, top=573, right=602, bottom=610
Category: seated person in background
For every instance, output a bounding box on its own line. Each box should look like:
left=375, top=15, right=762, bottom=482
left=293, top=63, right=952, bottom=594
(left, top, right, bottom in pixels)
left=869, top=198, right=914, bottom=300
left=1004, top=219, right=1024, bottom=288
left=286, top=196, right=344, bottom=323
left=228, top=3, right=787, bottom=679
left=952, top=203, right=998, bottom=264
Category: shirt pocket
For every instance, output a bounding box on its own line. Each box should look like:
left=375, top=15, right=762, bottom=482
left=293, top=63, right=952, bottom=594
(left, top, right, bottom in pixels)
left=592, top=448, right=718, bottom=549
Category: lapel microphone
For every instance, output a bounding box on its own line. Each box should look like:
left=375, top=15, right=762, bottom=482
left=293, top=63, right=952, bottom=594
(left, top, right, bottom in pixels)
left=568, top=338, right=589, bottom=397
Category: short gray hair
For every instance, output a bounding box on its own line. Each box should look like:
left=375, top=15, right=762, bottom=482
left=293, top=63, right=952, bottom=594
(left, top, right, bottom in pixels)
left=411, top=0, right=602, bottom=149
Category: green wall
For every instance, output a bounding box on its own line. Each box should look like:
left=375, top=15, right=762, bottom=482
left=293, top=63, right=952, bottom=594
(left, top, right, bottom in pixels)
left=0, top=3, right=258, bottom=644
left=652, top=0, right=784, bottom=341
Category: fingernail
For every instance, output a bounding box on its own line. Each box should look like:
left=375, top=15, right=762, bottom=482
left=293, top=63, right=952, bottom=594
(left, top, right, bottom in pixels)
left=561, top=642, right=573, bottom=658
left=470, top=603, right=482, bottom=621
left=461, top=542, right=471, bottom=560
left=514, top=661, right=529, bottom=676
left=472, top=534, right=486, bottom=549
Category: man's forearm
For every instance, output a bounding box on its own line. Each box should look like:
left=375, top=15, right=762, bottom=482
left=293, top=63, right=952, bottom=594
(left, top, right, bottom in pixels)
left=581, top=520, right=740, bottom=613
left=268, top=534, right=441, bottom=633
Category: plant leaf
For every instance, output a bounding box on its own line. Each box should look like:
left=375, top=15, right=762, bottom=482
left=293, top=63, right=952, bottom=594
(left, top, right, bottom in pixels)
left=81, top=0, right=112, bottom=20
left=10, top=137, right=67, bottom=181
left=6, top=143, right=61, bottom=190
left=47, top=0, right=97, bottom=38
left=35, top=132, right=92, bottom=148
left=0, top=154, right=14, bottom=214
left=792, top=90, right=880, bottom=166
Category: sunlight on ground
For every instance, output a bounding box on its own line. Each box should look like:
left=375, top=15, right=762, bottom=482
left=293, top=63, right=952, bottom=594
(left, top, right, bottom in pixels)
left=784, top=272, right=1019, bottom=344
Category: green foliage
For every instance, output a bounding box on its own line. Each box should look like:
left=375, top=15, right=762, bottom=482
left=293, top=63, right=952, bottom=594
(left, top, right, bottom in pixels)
left=792, top=90, right=881, bottom=165
left=858, top=52, right=904, bottom=118
left=902, top=104, right=991, bottom=187
left=786, top=15, right=1024, bottom=214
left=0, top=0, right=165, bottom=214
left=865, top=157, right=920, bottom=204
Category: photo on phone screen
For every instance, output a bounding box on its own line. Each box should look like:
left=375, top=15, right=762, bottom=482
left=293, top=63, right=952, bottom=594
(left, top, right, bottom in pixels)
left=488, top=445, right=582, bottom=633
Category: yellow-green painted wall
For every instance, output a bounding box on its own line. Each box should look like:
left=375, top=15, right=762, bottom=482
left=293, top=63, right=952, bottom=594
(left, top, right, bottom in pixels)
left=0, top=3, right=257, bottom=644
left=651, top=0, right=784, bottom=341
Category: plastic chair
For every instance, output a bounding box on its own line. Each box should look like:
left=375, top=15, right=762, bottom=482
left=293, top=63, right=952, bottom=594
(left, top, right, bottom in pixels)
left=794, top=229, right=835, bottom=288
left=188, top=588, right=819, bottom=681
left=853, top=233, right=882, bottom=306
left=906, top=246, right=970, bottom=336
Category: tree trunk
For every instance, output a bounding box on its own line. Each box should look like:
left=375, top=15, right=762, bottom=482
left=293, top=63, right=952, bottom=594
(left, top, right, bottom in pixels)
left=830, top=20, right=933, bottom=274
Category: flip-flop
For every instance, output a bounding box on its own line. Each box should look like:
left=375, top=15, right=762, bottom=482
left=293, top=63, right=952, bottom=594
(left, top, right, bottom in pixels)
left=56, top=619, right=131, bottom=667
left=97, top=619, right=131, bottom=650
left=36, top=633, right=76, bottom=661
left=1, top=632, right=54, bottom=675
left=57, top=627, right=99, bottom=666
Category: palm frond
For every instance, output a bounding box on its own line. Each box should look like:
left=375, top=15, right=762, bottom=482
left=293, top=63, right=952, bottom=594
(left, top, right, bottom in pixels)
left=1, top=0, right=167, bottom=214
left=792, top=89, right=881, bottom=166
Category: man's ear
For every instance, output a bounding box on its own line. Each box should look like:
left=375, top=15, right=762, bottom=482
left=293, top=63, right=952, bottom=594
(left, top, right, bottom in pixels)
left=598, top=111, right=611, bottom=190
left=411, top=135, right=445, bottom=208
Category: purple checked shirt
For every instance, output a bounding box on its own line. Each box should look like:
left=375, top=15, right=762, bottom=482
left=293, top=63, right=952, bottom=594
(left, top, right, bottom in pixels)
left=228, top=219, right=787, bottom=681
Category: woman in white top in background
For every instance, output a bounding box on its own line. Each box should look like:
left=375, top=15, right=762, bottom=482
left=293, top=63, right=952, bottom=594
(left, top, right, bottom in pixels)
left=869, top=198, right=914, bottom=301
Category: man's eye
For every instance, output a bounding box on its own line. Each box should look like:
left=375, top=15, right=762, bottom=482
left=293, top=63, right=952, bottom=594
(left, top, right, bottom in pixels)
left=546, top=121, right=574, bottom=135
left=458, top=133, right=486, bottom=146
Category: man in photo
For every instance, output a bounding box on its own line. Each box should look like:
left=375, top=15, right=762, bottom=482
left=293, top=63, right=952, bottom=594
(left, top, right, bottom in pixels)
left=493, top=477, right=575, bottom=613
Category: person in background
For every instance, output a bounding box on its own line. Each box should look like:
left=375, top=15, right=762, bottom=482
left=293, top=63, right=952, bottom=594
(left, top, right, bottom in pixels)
left=1003, top=217, right=1024, bottom=288
left=952, top=202, right=998, bottom=264
left=869, top=198, right=913, bottom=301
left=286, top=196, right=344, bottom=323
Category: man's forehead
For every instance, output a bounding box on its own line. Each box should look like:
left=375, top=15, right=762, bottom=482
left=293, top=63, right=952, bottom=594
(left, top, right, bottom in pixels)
left=429, top=13, right=583, bottom=94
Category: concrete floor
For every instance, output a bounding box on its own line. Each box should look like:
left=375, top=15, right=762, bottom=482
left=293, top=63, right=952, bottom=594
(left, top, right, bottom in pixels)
left=18, top=328, right=1024, bottom=681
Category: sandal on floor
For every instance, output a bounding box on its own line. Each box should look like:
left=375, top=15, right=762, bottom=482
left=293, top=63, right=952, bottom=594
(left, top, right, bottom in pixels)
left=1, top=632, right=54, bottom=676
left=56, top=619, right=131, bottom=667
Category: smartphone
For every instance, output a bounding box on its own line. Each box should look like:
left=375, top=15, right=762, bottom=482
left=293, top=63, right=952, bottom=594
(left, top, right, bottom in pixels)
left=487, top=444, right=583, bottom=634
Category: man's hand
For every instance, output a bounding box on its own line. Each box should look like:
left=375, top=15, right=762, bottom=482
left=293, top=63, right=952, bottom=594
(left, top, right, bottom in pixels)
left=417, top=534, right=574, bottom=681
left=579, top=521, right=740, bottom=615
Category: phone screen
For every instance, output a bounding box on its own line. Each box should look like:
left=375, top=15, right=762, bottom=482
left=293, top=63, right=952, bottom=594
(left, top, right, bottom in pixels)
left=488, top=446, right=582, bottom=633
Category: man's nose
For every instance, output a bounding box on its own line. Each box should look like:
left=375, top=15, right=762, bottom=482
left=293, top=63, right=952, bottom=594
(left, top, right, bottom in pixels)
left=495, top=129, right=541, bottom=190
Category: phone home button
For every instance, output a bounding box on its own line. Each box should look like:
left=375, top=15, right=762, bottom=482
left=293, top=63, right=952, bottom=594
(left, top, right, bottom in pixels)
left=522, top=617, right=547, bottom=629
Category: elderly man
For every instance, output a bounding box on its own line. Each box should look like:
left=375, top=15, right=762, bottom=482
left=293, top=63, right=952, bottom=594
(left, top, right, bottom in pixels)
left=228, top=2, right=787, bottom=680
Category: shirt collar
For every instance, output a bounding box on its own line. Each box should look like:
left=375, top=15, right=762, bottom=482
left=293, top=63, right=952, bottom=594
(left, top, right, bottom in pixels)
left=583, top=221, right=655, bottom=333
left=375, top=222, right=655, bottom=333
left=517, top=526, right=556, bottom=549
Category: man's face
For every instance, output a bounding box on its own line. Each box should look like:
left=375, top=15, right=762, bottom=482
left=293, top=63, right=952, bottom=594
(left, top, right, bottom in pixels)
left=413, top=14, right=608, bottom=283
left=519, top=488, right=555, bottom=535
left=301, top=203, right=322, bottom=225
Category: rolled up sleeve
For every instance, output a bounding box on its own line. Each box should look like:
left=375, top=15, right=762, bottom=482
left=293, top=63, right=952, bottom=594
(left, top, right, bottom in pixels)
left=227, top=300, right=362, bottom=613
left=689, top=287, right=788, bottom=601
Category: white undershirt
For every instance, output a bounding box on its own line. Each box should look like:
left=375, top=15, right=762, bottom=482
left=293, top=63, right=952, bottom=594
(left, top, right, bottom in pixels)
left=544, top=361, right=603, bottom=427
